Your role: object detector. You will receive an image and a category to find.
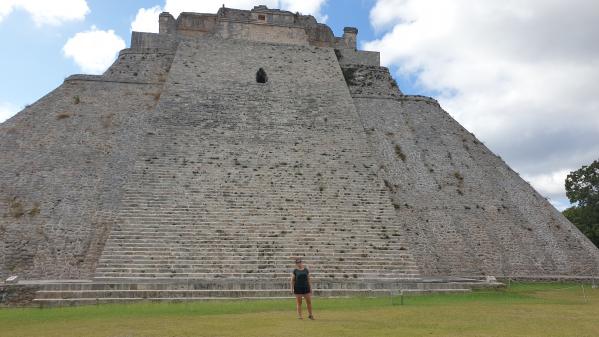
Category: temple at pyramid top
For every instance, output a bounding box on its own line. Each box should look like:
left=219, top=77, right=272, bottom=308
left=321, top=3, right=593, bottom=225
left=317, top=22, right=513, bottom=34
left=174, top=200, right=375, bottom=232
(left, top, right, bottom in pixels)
left=156, top=5, right=359, bottom=49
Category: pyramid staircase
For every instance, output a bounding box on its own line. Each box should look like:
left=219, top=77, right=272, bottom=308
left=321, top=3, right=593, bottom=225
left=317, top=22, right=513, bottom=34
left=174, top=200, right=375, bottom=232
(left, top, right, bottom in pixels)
left=31, top=39, right=502, bottom=306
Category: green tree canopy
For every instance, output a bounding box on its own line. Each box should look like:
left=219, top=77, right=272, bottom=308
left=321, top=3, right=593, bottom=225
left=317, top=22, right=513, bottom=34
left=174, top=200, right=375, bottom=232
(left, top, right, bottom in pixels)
left=565, top=160, right=599, bottom=207
left=563, top=159, right=599, bottom=248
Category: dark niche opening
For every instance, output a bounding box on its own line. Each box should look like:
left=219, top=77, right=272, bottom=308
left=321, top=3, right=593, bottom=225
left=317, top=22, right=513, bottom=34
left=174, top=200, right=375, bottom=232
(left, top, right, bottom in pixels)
left=256, top=68, right=268, bottom=83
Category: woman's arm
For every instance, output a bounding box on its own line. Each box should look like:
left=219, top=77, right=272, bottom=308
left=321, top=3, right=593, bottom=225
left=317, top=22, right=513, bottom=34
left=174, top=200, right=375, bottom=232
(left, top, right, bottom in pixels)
left=307, top=272, right=312, bottom=293
left=290, top=273, right=295, bottom=294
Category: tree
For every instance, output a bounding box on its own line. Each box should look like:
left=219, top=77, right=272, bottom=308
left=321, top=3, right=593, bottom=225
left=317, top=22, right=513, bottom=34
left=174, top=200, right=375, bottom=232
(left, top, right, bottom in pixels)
left=563, top=160, right=599, bottom=248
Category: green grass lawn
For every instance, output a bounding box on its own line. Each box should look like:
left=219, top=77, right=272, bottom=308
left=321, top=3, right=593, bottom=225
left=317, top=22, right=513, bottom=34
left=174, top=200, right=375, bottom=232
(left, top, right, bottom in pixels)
left=1, top=283, right=598, bottom=337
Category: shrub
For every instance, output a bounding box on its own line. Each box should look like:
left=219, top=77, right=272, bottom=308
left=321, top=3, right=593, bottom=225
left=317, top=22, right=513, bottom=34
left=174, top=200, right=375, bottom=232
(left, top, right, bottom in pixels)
left=8, top=198, right=24, bottom=218
left=56, top=111, right=72, bottom=120
left=394, top=144, right=406, bottom=161
left=146, top=92, right=161, bottom=101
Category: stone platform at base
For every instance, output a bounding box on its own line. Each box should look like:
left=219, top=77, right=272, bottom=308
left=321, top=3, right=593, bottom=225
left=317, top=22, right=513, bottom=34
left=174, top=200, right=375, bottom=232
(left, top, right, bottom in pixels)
left=23, top=277, right=503, bottom=307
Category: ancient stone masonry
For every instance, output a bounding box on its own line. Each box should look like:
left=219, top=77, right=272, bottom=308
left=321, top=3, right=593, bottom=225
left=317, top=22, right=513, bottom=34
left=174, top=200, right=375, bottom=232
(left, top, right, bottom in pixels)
left=0, top=5, right=598, bottom=305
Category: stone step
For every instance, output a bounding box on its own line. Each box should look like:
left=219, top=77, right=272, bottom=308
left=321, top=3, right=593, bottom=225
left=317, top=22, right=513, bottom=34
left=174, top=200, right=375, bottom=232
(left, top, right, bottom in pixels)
left=119, top=196, right=388, bottom=200
left=96, top=261, right=419, bottom=268
left=93, top=272, right=420, bottom=278
left=35, top=288, right=470, bottom=300
left=118, top=188, right=385, bottom=193
left=96, top=256, right=416, bottom=263
left=39, top=278, right=443, bottom=290
left=111, top=221, right=393, bottom=225
left=115, top=211, right=394, bottom=216
left=32, top=278, right=491, bottom=307
left=101, top=240, right=403, bottom=245
left=96, top=263, right=418, bottom=270
left=102, top=237, right=405, bottom=243
left=97, top=252, right=406, bottom=258
left=94, top=267, right=419, bottom=274
left=116, top=201, right=389, bottom=207
left=109, top=226, right=396, bottom=231
left=33, top=289, right=473, bottom=307
left=102, top=242, right=403, bottom=247
left=107, top=230, right=397, bottom=235
left=96, top=262, right=418, bottom=268
left=112, top=220, right=392, bottom=223
left=117, top=205, right=393, bottom=210
left=113, top=211, right=392, bottom=216
left=99, top=248, right=404, bottom=253
left=99, top=240, right=406, bottom=248
left=116, top=206, right=391, bottom=212
left=108, top=227, right=398, bottom=233
left=116, top=212, right=392, bottom=217
left=101, top=243, right=404, bottom=248
left=106, top=232, right=397, bottom=237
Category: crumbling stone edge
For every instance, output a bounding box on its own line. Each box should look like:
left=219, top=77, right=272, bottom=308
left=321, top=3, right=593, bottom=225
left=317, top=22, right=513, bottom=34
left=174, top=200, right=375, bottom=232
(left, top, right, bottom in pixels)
left=0, top=283, right=40, bottom=307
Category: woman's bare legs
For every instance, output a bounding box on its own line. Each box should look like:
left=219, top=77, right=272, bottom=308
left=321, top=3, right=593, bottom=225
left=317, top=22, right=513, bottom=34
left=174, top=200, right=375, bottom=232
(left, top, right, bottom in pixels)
left=305, top=293, right=313, bottom=319
left=295, top=295, right=303, bottom=318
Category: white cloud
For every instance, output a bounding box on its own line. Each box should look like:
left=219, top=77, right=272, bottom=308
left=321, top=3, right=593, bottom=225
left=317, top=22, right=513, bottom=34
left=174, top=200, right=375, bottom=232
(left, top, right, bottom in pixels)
left=131, top=5, right=162, bottom=33
left=364, top=0, right=599, bottom=207
left=524, top=169, right=571, bottom=199
left=280, top=0, right=328, bottom=22
left=0, top=102, right=19, bottom=124
left=131, top=0, right=327, bottom=33
left=0, top=0, right=89, bottom=26
left=62, top=26, right=126, bottom=74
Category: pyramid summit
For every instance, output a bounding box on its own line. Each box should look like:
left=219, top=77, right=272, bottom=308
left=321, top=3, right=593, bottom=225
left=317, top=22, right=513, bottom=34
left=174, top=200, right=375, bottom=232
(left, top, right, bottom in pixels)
left=1, top=5, right=598, bottom=305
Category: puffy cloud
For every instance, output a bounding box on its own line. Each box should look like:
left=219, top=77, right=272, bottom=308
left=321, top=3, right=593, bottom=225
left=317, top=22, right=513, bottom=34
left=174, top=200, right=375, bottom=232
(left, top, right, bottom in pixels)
left=280, top=0, right=328, bottom=22
left=0, top=102, right=18, bottom=124
left=0, top=0, right=89, bottom=26
left=163, top=0, right=277, bottom=17
left=131, top=5, right=162, bottom=33
left=62, top=26, right=126, bottom=74
left=131, top=0, right=327, bottom=33
left=523, top=169, right=571, bottom=199
left=364, top=0, right=599, bottom=210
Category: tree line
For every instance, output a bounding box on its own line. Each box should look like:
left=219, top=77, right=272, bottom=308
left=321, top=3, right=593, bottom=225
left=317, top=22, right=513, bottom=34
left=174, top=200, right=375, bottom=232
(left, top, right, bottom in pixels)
left=562, top=159, right=599, bottom=248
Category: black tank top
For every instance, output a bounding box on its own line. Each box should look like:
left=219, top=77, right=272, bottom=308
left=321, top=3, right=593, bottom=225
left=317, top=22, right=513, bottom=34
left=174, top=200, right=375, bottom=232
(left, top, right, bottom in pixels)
left=293, top=268, right=309, bottom=288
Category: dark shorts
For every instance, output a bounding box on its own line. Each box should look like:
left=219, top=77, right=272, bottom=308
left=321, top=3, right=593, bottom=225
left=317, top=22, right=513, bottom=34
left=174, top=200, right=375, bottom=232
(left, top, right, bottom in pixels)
left=294, top=286, right=311, bottom=295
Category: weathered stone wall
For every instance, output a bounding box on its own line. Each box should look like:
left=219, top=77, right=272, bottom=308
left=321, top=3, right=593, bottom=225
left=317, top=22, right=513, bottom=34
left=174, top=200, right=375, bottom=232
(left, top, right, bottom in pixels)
left=131, top=32, right=178, bottom=50
left=346, top=64, right=599, bottom=277
left=214, top=20, right=309, bottom=45
left=0, top=283, right=39, bottom=306
left=163, top=7, right=350, bottom=49
left=0, top=50, right=172, bottom=280
left=336, top=49, right=380, bottom=67
left=342, top=65, right=403, bottom=97
left=103, top=48, right=175, bottom=83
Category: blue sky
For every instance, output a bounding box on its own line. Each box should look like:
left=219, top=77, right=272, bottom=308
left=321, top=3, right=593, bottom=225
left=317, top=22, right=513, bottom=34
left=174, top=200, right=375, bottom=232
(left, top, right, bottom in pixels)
left=1, top=0, right=598, bottom=211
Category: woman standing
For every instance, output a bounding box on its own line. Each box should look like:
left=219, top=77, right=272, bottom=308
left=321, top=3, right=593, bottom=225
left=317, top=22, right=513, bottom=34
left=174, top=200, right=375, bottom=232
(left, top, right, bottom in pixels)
left=290, top=258, right=314, bottom=320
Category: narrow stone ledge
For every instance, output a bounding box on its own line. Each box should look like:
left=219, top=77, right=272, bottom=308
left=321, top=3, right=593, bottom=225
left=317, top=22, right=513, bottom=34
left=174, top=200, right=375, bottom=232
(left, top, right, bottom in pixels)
left=64, top=75, right=162, bottom=85
left=352, top=94, right=439, bottom=106
left=118, top=48, right=176, bottom=57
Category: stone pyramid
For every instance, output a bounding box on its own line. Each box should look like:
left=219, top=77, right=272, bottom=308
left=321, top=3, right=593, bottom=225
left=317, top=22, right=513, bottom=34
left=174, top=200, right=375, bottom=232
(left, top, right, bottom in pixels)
left=1, top=6, right=597, bottom=305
